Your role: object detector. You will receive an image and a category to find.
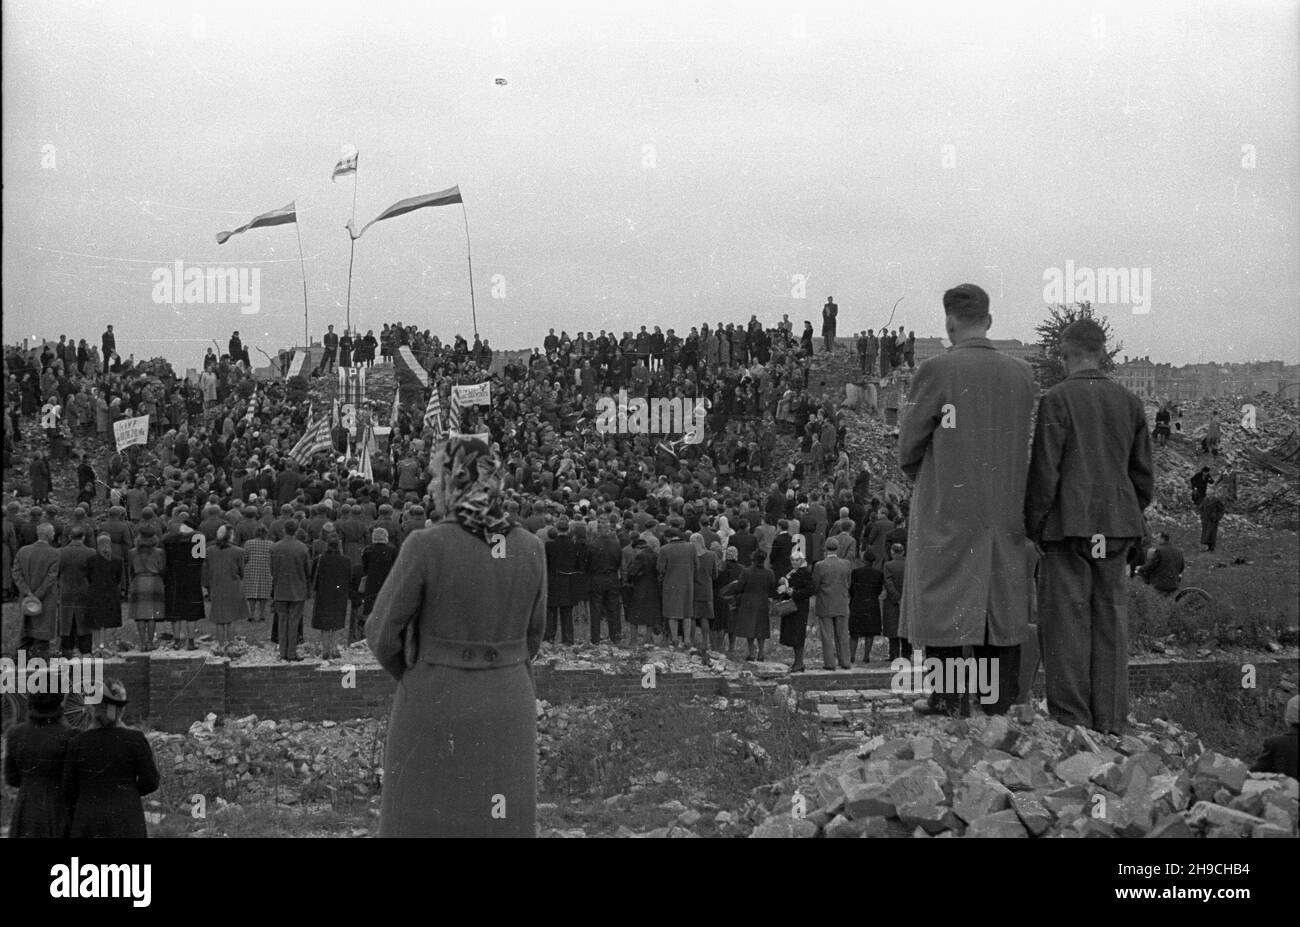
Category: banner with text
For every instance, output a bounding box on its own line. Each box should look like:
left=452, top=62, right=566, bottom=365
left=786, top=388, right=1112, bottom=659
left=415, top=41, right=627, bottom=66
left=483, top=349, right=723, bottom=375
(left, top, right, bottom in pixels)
left=113, top=415, right=150, bottom=451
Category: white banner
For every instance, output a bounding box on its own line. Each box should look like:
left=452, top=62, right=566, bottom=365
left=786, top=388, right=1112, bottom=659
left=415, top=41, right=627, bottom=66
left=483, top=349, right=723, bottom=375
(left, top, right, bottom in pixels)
left=285, top=349, right=307, bottom=379
left=113, top=415, right=150, bottom=451
left=452, top=381, right=492, bottom=407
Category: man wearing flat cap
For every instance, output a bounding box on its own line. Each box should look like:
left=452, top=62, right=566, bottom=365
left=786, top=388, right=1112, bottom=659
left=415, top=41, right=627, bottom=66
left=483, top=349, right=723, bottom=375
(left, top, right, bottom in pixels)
left=1026, top=317, right=1153, bottom=734
left=899, top=283, right=1036, bottom=716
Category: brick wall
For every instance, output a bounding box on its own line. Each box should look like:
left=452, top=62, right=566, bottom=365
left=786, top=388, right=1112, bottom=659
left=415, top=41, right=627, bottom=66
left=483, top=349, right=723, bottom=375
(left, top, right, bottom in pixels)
left=98, top=655, right=1295, bottom=732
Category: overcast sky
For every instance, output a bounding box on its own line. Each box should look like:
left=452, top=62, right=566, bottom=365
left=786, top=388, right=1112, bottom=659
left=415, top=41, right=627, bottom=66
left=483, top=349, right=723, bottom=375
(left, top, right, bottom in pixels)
left=4, top=0, right=1298, bottom=370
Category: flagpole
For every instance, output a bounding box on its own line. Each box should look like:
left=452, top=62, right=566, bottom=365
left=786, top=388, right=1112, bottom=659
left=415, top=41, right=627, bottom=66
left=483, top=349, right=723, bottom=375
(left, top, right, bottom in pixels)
left=346, top=155, right=360, bottom=334
left=294, top=208, right=309, bottom=351
left=460, top=199, right=478, bottom=340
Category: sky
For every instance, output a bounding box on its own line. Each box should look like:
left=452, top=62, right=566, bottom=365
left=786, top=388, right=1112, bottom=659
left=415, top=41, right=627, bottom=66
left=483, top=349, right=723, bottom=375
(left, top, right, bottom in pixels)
left=3, top=0, right=1298, bottom=371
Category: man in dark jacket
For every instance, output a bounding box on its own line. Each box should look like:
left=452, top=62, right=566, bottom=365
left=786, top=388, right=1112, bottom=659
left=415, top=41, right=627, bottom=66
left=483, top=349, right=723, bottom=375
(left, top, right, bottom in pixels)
left=1199, top=487, right=1225, bottom=552
left=1136, top=532, right=1184, bottom=594
left=101, top=325, right=116, bottom=374
left=1026, top=319, right=1154, bottom=734
left=1190, top=466, right=1213, bottom=505
left=1251, top=695, right=1298, bottom=781
left=585, top=519, right=623, bottom=645
left=544, top=519, right=579, bottom=646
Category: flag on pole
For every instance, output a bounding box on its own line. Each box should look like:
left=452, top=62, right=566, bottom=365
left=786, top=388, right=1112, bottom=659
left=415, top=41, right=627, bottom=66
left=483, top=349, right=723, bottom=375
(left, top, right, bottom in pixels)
left=347, top=186, right=463, bottom=240
left=216, top=202, right=296, bottom=245
left=423, top=386, right=444, bottom=438
left=289, top=415, right=333, bottom=465
left=332, top=148, right=358, bottom=182
left=390, top=388, right=401, bottom=427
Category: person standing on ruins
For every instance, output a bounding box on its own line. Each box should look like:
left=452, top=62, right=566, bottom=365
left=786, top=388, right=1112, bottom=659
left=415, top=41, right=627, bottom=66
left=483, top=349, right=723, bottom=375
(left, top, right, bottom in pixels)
left=1026, top=318, right=1154, bottom=735
left=367, top=436, right=545, bottom=837
left=899, top=283, right=1036, bottom=717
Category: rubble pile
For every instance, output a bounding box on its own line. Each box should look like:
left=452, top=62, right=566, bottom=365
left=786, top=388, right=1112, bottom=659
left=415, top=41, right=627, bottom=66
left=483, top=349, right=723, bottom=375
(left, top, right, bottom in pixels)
left=1149, top=394, right=1299, bottom=528
left=748, top=712, right=1298, bottom=838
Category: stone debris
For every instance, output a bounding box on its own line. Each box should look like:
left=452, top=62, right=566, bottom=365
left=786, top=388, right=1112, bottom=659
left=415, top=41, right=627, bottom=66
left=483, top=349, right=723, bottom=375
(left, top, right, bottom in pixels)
left=752, top=712, right=1298, bottom=838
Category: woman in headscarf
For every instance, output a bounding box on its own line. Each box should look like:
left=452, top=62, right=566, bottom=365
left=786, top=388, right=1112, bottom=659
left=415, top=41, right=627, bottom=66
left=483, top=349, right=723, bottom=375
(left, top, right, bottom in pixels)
left=367, top=436, right=546, bottom=837
left=86, top=533, right=124, bottom=656
left=63, top=679, right=160, bottom=838
left=359, top=526, right=398, bottom=625
left=625, top=537, right=661, bottom=647
left=726, top=549, right=775, bottom=661
left=126, top=525, right=166, bottom=652
left=3, top=675, right=72, bottom=837
left=202, top=525, right=247, bottom=656
left=776, top=552, right=815, bottom=672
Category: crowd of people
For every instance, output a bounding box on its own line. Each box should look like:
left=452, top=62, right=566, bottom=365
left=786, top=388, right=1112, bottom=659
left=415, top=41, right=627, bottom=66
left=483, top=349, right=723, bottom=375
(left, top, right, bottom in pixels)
left=3, top=304, right=921, bottom=668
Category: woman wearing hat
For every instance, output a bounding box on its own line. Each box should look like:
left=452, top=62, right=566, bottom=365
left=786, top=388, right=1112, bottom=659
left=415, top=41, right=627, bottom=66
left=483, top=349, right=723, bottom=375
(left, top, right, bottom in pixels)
left=726, top=549, right=776, bottom=661
left=126, top=525, right=166, bottom=652
left=367, top=436, right=546, bottom=837
left=310, top=535, right=350, bottom=659
left=3, top=677, right=73, bottom=837
left=63, top=679, right=160, bottom=838
left=162, top=513, right=204, bottom=651
left=87, top=533, right=125, bottom=656
left=202, top=525, right=247, bottom=656
left=776, top=552, right=814, bottom=672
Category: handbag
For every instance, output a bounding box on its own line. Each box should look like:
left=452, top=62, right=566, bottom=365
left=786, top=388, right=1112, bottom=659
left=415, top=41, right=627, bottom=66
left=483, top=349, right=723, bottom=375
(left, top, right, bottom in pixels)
left=772, top=598, right=798, bottom=618
left=22, top=594, right=42, bottom=617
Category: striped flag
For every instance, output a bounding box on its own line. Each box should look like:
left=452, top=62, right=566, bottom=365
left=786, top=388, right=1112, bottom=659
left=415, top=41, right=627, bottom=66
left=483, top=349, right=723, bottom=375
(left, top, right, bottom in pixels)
left=332, top=148, right=358, bottom=182
left=216, top=202, right=296, bottom=245
left=347, top=186, right=463, bottom=240
left=394, top=345, right=430, bottom=387
left=337, top=366, right=366, bottom=408
left=289, top=415, right=333, bottom=465
left=423, top=386, right=444, bottom=438
left=447, top=389, right=463, bottom=435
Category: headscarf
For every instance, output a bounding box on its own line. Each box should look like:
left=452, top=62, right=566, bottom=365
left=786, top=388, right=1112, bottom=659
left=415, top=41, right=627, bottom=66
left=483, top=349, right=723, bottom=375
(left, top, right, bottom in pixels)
left=429, top=437, right=514, bottom=544
left=690, top=532, right=707, bottom=556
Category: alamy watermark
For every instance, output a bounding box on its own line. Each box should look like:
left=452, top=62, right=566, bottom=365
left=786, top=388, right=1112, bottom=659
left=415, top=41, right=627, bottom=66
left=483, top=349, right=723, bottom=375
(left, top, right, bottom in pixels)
left=152, top=260, right=261, bottom=314
left=0, top=653, right=105, bottom=704
left=1043, top=260, right=1151, bottom=314
left=890, top=653, right=1001, bottom=706
left=594, top=389, right=707, bottom=444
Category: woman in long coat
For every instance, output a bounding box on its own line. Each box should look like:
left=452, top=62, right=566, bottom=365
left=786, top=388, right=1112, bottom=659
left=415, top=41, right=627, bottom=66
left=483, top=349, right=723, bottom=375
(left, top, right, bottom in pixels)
left=360, top=528, right=398, bottom=615
left=712, top=545, right=741, bottom=651
left=4, top=688, right=73, bottom=837
left=242, top=524, right=273, bottom=623
left=202, top=526, right=247, bottom=655
left=63, top=680, right=159, bottom=838
left=727, top=550, right=775, bottom=661
left=103, top=507, right=133, bottom=594
left=126, top=526, right=166, bottom=652
left=882, top=543, right=910, bottom=661
left=776, top=554, right=814, bottom=672
left=624, top=539, right=660, bottom=646
left=689, top=533, right=717, bottom=652
left=366, top=437, right=546, bottom=837
left=86, top=534, right=124, bottom=655
left=162, top=519, right=205, bottom=650
left=311, top=536, right=351, bottom=659
left=849, top=551, right=885, bottom=664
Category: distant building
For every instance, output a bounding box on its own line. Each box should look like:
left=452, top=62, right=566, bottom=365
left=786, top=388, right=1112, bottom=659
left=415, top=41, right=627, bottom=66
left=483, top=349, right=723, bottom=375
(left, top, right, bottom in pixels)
left=911, top=337, right=1036, bottom=364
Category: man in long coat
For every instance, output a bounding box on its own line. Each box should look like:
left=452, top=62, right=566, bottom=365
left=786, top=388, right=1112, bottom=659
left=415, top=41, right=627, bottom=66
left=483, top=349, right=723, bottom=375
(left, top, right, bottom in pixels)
left=1026, top=318, right=1153, bottom=734
left=898, top=284, right=1036, bottom=716
left=13, top=524, right=60, bottom=655
left=270, top=520, right=311, bottom=660
left=544, top=519, right=580, bottom=646
left=57, top=527, right=98, bottom=656
left=1198, top=487, right=1225, bottom=552
left=656, top=528, right=697, bottom=643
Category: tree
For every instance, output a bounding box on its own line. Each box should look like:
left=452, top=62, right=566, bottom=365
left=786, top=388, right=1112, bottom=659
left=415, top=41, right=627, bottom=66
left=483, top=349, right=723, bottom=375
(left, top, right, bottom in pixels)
left=1028, top=302, right=1123, bottom=390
